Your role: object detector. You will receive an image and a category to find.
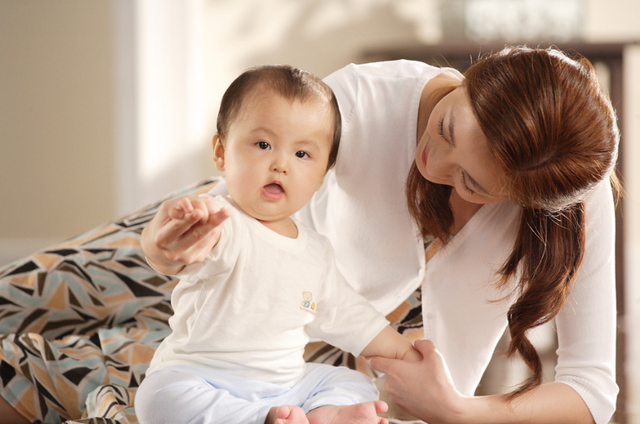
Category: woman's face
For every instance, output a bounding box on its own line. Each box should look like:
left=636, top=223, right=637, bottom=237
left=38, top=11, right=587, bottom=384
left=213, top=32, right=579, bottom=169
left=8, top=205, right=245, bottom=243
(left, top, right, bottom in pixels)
left=415, top=86, right=508, bottom=205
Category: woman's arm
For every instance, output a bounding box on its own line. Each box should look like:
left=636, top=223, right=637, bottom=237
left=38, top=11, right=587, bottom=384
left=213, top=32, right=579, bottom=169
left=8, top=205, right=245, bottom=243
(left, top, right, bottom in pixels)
left=464, top=383, right=594, bottom=424
left=370, top=339, right=595, bottom=424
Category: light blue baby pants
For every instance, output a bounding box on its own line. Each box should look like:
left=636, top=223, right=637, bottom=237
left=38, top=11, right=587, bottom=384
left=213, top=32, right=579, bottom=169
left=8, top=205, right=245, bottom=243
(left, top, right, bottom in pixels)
left=135, top=363, right=380, bottom=424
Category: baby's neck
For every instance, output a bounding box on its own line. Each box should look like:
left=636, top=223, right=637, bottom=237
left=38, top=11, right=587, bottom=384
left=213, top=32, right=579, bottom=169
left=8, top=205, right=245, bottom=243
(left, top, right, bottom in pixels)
left=257, top=216, right=299, bottom=238
left=225, top=194, right=299, bottom=238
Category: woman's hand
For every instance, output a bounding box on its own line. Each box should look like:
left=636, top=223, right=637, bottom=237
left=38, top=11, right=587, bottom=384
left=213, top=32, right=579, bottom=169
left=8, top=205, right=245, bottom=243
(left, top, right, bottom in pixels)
left=141, top=195, right=230, bottom=275
left=370, top=339, right=597, bottom=424
left=369, top=339, right=467, bottom=424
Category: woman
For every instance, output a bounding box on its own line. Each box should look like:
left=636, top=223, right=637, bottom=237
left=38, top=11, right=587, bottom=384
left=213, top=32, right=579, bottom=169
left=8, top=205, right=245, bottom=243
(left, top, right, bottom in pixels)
left=0, top=46, right=618, bottom=423
left=144, top=46, right=619, bottom=423
left=312, top=46, right=619, bottom=423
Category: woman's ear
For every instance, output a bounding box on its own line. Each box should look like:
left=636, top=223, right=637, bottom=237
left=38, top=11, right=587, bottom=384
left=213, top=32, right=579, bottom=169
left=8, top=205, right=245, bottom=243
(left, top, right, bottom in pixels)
left=212, top=134, right=225, bottom=171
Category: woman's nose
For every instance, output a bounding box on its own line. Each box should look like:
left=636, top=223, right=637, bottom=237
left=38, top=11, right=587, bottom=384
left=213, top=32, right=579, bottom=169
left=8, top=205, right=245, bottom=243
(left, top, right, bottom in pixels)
left=429, top=146, right=453, bottom=176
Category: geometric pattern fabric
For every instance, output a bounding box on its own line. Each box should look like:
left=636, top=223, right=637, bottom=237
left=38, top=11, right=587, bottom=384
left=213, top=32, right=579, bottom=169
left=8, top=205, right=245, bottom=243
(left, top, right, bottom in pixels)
left=0, top=178, right=219, bottom=424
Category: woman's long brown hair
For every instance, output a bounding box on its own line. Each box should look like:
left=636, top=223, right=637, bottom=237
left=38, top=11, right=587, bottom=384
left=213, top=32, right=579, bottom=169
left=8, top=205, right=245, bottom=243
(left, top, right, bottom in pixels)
left=406, top=46, right=620, bottom=398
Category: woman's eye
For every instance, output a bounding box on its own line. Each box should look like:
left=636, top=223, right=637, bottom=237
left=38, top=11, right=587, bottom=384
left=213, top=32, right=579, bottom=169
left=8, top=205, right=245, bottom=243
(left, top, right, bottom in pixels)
left=437, top=118, right=447, bottom=141
left=257, top=141, right=270, bottom=150
left=460, top=173, right=476, bottom=195
left=295, top=151, right=309, bottom=159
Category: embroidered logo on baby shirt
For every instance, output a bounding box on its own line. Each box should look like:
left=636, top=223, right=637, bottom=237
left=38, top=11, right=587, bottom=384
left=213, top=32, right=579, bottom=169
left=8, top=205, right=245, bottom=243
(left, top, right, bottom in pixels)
left=300, top=291, right=317, bottom=316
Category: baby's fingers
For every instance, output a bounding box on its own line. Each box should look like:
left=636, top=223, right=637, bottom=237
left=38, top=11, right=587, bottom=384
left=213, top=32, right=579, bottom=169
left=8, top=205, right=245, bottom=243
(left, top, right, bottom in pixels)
left=210, top=207, right=231, bottom=224
left=167, top=197, right=196, bottom=221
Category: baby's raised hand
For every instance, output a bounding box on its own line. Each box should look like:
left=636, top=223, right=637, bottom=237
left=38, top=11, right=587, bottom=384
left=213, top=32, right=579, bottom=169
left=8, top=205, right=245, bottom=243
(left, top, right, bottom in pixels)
left=167, top=195, right=229, bottom=229
left=141, top=195, right=230, bottom=275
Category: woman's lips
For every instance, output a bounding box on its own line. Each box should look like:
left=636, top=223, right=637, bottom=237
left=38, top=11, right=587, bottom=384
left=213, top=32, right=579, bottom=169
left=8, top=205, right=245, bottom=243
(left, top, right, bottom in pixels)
left=421, top=145, right=428, bottom=167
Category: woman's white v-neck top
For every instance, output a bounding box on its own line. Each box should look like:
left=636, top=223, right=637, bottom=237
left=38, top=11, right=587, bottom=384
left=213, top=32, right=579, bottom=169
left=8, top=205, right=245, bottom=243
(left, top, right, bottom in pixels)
left=294, top=60, right=618, bottom=423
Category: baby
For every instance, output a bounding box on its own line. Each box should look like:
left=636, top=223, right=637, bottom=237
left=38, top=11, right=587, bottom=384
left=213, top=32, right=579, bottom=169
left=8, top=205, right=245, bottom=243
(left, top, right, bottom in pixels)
left=136, top=64, right=421, bottom=424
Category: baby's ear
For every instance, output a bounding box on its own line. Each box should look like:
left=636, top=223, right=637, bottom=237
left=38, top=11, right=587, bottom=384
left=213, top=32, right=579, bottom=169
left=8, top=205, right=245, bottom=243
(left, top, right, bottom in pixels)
left=212, top=134, right=225, bottom=171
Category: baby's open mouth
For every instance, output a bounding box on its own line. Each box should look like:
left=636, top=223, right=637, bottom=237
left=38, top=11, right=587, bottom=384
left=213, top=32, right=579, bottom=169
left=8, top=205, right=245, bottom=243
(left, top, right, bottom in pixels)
left=263, top=182, right=284, bottom=200
left=264, top=183, right=284, bottom=194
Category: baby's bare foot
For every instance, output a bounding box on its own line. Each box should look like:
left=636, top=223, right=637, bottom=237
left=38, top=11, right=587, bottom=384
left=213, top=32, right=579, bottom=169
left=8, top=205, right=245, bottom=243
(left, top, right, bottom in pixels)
left=273, top=405, right=309, bottom=424
left=307, top=401, right=389, bottom=424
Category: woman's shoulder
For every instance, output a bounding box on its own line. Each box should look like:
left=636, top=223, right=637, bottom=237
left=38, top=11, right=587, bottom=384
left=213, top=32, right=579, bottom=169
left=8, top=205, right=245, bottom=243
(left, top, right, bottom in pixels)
left=325, top=60, right=444, bottom=125
left=327, top=59, right=440, bottom=82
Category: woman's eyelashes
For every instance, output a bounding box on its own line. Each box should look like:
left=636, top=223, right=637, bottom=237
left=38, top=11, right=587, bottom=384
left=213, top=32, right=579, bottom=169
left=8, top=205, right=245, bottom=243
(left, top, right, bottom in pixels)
left=437, top=116, right=475, bottom=195
left=460, top=173, right=476, bottom=195
left=437, top=117, right=446, bottom=141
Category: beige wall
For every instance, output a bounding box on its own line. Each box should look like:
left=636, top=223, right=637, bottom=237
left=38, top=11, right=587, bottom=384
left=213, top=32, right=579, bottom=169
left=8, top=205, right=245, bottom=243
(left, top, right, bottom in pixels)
left=0, top=1, right=115, bottom=256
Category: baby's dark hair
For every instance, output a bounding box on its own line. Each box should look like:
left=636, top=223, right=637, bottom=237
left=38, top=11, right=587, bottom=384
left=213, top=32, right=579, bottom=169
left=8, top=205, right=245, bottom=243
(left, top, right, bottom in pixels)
left=216, top=64, right=341, bottom=171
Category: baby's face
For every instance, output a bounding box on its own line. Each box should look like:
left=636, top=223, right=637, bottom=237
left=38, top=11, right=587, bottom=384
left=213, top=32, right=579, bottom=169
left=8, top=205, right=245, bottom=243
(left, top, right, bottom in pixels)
left=214, top=90, right=334, bottom=226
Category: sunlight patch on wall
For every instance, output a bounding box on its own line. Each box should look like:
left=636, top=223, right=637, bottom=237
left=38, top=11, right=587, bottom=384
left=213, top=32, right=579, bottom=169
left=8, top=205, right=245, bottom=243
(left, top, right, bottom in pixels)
left=137, top=0, right=206, bottom=184
left=114, top=0, right=213, bottom=214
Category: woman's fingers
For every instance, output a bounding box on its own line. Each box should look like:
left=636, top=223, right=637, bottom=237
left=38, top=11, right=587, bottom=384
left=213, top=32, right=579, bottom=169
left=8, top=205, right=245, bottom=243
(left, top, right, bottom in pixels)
left=413, top=339, right=437, bottom=355
left=368, top=355, right=395, bottom=375
left=368, top=339, right=464, bottom=422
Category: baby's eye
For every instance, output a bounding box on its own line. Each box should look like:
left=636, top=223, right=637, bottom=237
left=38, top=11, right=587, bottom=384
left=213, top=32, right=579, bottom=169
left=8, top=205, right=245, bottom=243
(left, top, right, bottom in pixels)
left=295, top=151, right=310, bottom=159
left=256, top=141, right=270, bottom=150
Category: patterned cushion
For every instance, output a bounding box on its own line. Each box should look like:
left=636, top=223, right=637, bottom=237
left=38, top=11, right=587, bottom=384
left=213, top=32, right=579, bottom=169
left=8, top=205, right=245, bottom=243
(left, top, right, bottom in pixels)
left=0, top=177, right=221, bottom=424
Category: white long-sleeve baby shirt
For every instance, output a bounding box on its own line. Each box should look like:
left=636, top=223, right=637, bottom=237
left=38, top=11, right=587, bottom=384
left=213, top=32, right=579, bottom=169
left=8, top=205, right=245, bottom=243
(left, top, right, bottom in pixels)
left=148, top=195, right=389, bottom=387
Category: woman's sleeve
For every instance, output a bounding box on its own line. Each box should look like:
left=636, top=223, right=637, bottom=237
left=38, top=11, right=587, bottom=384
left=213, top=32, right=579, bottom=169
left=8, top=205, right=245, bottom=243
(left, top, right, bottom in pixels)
left=323, top=63, right=359, bottom=129
left=554, top=180, right=619, bottom=424
left=295, top=64, right=360, bottom=231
